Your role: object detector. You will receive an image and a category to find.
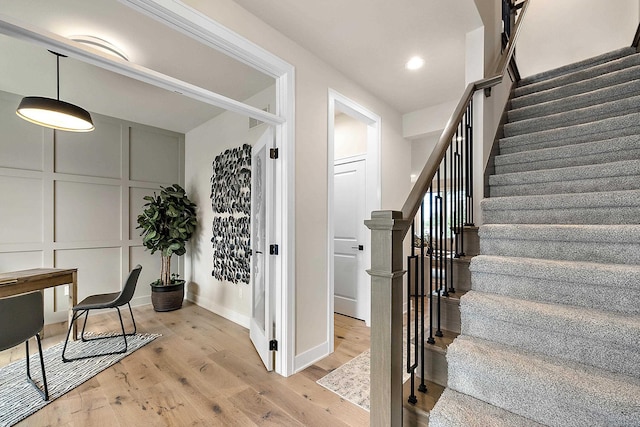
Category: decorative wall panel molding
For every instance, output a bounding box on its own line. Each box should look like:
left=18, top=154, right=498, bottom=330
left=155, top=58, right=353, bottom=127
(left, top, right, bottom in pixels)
left=210, top=144, right=252, bottom=284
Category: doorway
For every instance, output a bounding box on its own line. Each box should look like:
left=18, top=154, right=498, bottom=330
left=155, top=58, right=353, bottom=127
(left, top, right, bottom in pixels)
left=327, top=90, right=381, bottom=352
left=0, top=1, right=297, bottom=376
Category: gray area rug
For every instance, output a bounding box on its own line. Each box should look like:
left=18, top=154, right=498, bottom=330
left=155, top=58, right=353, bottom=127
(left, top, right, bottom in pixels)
left=0, top=333, right=160, bottom=427
left=317, top=346, right=411, bottom=411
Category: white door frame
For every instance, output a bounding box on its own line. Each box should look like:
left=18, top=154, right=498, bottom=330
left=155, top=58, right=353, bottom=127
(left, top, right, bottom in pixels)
left=0, top=0, right=297, bottom=376
left=327, top=89, right=381, bottom=351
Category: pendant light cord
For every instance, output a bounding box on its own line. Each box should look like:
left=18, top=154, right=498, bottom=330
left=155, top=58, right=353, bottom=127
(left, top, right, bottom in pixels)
left=56, top=53, right=60, bottom=101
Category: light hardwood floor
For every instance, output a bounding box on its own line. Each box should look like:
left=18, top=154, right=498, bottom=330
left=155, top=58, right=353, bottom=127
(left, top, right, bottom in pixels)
left=0, top=302, right=371, bottom=426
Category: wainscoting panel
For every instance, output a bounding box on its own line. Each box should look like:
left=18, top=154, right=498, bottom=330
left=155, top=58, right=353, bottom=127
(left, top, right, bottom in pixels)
left=0, top=175, right=43, bottom=244
left=129, top=187, right=158, bottom=240
left=0, top=251, right=43, bottom=271
left=55, top=117, right=122, bottom=179
left=54, top=247, right=122, bottom=306
left=0, top=91, right=43, bottom=171
left=129, top=127, right=181, bottom=184
left=54, top=181, right=121, bottom=243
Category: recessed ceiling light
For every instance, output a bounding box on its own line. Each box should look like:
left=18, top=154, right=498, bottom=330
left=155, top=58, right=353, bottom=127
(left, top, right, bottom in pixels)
left=69, top=35, right=129, bottom=61
left=406, top=56, right=425, bottom=71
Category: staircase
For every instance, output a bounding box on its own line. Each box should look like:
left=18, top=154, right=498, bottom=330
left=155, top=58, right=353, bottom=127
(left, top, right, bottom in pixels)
left=429, top=47, right=640, bottom=426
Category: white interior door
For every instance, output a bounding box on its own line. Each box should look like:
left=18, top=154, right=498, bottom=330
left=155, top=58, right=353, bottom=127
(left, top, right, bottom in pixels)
left=250, top=128, right=275, bottom=371
left=334, top=159, right=368, bottom=320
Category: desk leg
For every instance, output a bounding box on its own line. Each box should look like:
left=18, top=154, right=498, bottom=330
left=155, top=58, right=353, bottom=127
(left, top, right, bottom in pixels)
left=69, top=271, right=78, bottom=341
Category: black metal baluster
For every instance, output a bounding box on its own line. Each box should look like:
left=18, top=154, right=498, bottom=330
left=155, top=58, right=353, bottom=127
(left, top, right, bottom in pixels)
left=407, top=221, right=417, bottom=404
left=427, top=183, right=435, bottom=346
left=467, top=98, right=475, bottom=226
left=436, top=167, right=443, bottom=338
left=418, top=199, right=427, bottom=394
left=442, top=149, right=449, bottom=299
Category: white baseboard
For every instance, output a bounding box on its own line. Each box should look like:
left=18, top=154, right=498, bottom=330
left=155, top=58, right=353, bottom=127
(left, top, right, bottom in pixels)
left=187, top=291, right=250, bottom=329
left=131, top=295, right=151, bottom=308
left=293, top=340, right=330, bottom=373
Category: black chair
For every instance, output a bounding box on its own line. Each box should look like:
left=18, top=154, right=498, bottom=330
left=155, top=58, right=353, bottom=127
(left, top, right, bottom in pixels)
left=62, top=265, right=142, bottom=362
left=0, top=291, right=49, bottom=400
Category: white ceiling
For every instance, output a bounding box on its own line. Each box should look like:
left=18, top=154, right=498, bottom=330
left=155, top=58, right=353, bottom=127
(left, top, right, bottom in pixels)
left=0, top=0, right=483, bottom=134
left=232, top=0, right=483, bottom=113
left=0, top=0, right=274, bottom=133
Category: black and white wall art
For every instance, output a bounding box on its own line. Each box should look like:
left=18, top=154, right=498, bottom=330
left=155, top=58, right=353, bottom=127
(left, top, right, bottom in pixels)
left=210, top=144, right=252, bottom=284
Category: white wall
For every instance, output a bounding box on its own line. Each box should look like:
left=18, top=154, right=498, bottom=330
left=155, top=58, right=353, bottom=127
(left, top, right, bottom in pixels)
left=518, top=0, right=640, bottom=77
left=403, top=99, right=459, bottom=140
left=184, top=86, right=275, bottom=327
left=0, top=89, right=184, bottom=324
left=410, top=132, right=440, bottom=180
left=183, top=0, right=411, bottom=365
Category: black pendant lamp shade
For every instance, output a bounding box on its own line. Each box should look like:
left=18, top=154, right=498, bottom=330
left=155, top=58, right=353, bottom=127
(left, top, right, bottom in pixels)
left=16, top=52, right=94, bottom=132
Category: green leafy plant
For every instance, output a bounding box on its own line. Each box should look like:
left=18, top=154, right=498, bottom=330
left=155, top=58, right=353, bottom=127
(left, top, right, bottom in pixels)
left=136, top=184, right=197, bottom=286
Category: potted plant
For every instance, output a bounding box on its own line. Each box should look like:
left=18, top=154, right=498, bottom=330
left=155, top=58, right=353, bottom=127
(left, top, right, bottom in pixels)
left=137, top=184, right=197, bottom=312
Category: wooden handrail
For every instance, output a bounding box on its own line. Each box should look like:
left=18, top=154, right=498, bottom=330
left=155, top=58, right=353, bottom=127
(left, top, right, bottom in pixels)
left=400, top=0, right=530, bottom=235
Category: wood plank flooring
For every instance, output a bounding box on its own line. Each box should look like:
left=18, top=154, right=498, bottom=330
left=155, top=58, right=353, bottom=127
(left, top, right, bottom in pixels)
left=0, top=303, right=372, bottom=426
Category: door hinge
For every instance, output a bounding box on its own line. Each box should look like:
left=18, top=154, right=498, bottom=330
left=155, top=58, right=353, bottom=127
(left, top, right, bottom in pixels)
left=269, top=339, right=278, bottom=351
left=269, top=244, right=279, bottom=255
left=269, top=148, right=279, bottom=159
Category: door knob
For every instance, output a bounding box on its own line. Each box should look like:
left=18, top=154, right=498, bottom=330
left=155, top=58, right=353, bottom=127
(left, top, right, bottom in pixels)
left=351, top=245, right=364, bottom=251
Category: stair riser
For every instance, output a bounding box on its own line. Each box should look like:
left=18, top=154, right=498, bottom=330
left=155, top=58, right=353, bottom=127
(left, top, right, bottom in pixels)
left=490, top=173, right=640, bottom=197
left=513, top=54, right=640, bottom=98
left=471, top=270, right=640, bottom=315
left=482, top=206, right=640, bottom=225
left=499, top=117, right=640, bottom=155
left=416, top=350, right=448, bottom=387
left=423, top=298, right=460, bottom=334
left=461, top=310, right=640, bottom=379
left=447, top=339, right=640, bottom=427
left=494, top=147, right=640, bottom=174
left=508, top=79, right=640, bottom=122
left=480, top=238, right=640, bottom=265
left=412, top=260, right=471, bottom=295
left=463, top=228, right=479, bottom=256
left=504, top=95, right=640, bottom=138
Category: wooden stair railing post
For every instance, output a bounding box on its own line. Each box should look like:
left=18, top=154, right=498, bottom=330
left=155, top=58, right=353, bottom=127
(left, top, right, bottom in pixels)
left=366, top=210, right=411, bottom=427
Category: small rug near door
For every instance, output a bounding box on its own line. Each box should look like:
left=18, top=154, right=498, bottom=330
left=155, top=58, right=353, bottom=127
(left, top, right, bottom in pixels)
left=316, top=347, right=411, bottom=411
left=0, top=333, right=160, bottom=427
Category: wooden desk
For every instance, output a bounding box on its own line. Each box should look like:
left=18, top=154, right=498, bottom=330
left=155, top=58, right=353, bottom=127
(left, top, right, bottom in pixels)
left=0, top=268, right=78, bottom=340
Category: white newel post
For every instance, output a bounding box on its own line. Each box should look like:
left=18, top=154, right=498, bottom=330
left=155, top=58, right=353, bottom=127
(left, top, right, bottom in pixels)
left=365, top=210, right=410, bottom=427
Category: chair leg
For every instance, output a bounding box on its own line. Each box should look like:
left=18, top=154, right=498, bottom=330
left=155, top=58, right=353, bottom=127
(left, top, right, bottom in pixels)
left=127, top=303, right=137, bottom=335
left=61, top=310, right=83, bottom=362
left=61, top=307, right=131, bottom=362
left=25, top=335, right=49, bottom=400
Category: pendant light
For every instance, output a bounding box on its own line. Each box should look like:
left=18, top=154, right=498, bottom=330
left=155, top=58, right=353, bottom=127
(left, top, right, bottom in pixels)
left=16, top=51, right=94, bottom=132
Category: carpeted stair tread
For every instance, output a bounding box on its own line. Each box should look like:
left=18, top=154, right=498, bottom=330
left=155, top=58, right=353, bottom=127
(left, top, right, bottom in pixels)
left=429, top=388, right=544, bottom=427
left=446, top=335, right=640, bottom=427
left=511, top=63, right=640, bottom=110
left=460, top=291, right=640, bottom=378
left=503, top=94, right=640, bottom=137
left=479, top=224, right=640, bottom=265
left=509, top=78, right=640, bottom=122
left=516, top=47, right=636, bottom=88
left=470, top=255, right=640, bottom=315
left=494, top=134, right=640, bottom=174
left=513, top=52, right=640, bottom=98
left=489, top=159, right=640, bottom=197
left=498, top=112, right=640, bottom=155
left=481, top=189, right=640, bottom=224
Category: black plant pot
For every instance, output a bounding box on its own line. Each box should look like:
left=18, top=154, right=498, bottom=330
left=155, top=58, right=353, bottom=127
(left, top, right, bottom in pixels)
left=150, top=280, right=185, bottom=312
